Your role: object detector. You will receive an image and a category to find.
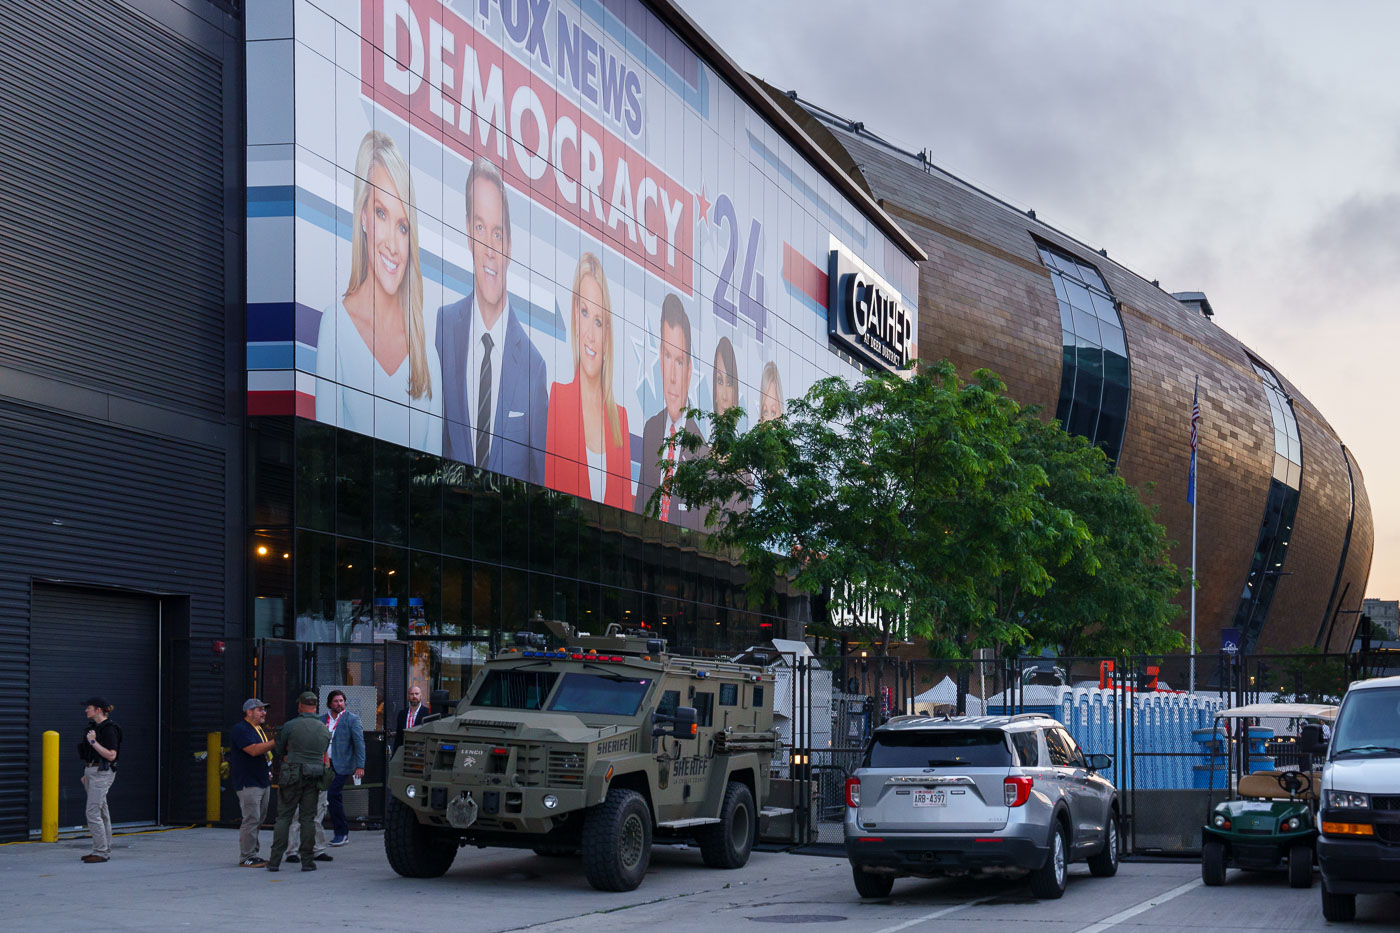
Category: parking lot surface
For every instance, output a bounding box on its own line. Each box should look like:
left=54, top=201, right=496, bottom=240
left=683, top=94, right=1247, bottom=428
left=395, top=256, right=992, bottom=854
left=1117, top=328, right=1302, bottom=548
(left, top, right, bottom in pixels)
left=1, top=827, right=1397, bottom=931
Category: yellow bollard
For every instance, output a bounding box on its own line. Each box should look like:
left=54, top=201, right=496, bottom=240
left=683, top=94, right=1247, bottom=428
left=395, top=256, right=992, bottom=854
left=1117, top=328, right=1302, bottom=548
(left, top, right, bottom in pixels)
left=42, top=731, right=58, bottom=842
left=206, top=731, right=221, bottom=824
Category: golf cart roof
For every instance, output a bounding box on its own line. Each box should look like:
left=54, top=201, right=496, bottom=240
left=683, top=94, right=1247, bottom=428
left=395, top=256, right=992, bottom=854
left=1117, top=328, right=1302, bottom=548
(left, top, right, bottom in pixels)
left=1216, top=703, right=1338, bottom=720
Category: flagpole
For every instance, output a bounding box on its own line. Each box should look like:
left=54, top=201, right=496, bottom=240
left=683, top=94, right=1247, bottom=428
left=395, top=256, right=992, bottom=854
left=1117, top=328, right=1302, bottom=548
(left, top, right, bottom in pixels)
left=1189, top=376, right=1199, bottom=696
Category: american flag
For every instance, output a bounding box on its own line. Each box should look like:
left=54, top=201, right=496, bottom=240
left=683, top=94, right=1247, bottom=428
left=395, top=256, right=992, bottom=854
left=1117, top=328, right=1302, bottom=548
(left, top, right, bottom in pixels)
left=1188, top=377, right=1200, bottom=504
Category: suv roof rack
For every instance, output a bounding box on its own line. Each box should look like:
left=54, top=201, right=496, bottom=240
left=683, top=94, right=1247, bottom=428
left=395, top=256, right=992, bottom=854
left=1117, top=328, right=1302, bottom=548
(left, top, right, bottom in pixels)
left=878, top=712, right=1053, bottom=729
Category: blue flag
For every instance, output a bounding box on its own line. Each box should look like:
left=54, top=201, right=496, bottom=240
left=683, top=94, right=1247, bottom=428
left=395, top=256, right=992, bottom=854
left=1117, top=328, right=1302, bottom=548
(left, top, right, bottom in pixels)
left=1187, top=377, right=1200, bottom=504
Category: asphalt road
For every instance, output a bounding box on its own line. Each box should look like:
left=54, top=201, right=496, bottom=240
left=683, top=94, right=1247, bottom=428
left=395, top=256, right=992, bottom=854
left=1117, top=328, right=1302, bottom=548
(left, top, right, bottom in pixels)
left=1, top=827, right=1397, bottom=931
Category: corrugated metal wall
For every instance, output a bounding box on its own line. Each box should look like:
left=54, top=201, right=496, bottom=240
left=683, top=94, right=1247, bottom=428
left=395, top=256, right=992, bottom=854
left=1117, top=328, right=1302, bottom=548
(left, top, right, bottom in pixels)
left=0, top=0, right=243, bottom=840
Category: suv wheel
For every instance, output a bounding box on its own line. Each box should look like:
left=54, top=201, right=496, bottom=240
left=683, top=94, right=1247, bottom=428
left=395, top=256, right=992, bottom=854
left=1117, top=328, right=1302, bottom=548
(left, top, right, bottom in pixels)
left=581, top=788, right=652, bottom=891
left=1029, top=822, right=1068, bottom=899
left=697, top=781, right=755, bottom=869
left=383, top=796, right=458, bottom=878
left=1320, top=880, right=1356, bottom=922
left=851, top=864, right=895, bottom=898
left=1087, top=812, right=1119, bottom=878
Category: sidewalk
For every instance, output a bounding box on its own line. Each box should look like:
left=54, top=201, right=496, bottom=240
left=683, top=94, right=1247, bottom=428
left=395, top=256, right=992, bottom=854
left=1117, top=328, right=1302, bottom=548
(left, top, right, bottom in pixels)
left=0, top=825, right=848, bottom=932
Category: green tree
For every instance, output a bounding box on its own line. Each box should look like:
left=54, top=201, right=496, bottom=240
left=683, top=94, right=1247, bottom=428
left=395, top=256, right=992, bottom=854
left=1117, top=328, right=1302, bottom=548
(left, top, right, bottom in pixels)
left=997, top=411, right=1185, bottom=657
left=657, top=362, right=1085, bottom=660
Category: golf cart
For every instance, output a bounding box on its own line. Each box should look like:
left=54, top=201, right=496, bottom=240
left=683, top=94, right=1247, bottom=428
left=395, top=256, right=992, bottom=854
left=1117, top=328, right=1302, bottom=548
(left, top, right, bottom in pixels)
left=1200, top=702, right=1338, bottom=889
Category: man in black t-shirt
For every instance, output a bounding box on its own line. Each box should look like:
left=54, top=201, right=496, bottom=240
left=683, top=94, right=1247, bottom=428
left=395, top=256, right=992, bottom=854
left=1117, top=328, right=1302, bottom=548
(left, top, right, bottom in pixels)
left=79, top=697, right=120, bottom=863
left=231, top=698, right=275, bottom=866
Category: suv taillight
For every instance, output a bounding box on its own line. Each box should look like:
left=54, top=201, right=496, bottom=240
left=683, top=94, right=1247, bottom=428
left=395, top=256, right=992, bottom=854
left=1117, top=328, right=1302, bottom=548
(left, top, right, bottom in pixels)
left=845, top=777, right=861, bottom=808
left=1004, top=776, right=1033, bottom=807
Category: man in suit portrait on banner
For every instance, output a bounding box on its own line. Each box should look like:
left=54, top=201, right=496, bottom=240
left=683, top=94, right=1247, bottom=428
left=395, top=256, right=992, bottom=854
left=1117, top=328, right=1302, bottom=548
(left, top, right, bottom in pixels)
left=437, top=157, right=547, bottom=482
left=636, top=293, right=705, bottom=530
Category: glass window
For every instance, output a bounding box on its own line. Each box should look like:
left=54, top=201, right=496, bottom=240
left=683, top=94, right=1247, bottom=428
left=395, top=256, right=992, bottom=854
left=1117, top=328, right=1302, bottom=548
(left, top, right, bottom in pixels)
left=441, top=461, right=474, bottom=558
left=375, top=441, right=410, bottom=546
left=720, top=683, right=738, bottom=706
left=1057, top=728, right=1086, bottom=766
left=1332, top=687, right=1400, bottom=757
left=336, top=430, right=374, bottom=539
left=296, top=419, right=336, bottom=532
left=1011, top=731, right=1040, bottom=767
left=657, top=689, right=680, bottom=718
left=251, top=529, right=292, bottom=639
left=251, top=417, right=293, bottom=527
left=336, top=536, right=373, bottom=643
left=409, top=451, right=442, bottom=554
left=752, top=685, right=765, bottom=710
left=692, top=691, right=714, bottom=727
left=471, top=670, right=559, bottom=709
left=294, top=529, right=336, bottom=641
left=548, top=673, right=653, bottom=716
left=864, top=730, right=1012, bottom=769
left=1044, top=728, right=1073, bottom=767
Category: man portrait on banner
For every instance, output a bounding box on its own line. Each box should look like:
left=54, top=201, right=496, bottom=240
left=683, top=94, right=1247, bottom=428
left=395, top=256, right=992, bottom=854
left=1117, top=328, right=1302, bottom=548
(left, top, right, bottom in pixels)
left=636, top=293, right=705, bottom=530
left=437, top=157, right=547, bottom=482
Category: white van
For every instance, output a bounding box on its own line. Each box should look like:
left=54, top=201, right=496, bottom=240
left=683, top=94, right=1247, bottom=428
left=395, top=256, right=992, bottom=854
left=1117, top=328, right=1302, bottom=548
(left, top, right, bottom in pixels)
left=1311, top=674, right=1400, bottom=922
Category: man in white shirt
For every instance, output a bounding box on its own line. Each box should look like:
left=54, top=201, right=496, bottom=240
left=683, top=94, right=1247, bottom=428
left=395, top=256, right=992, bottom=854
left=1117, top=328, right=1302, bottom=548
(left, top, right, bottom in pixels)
left=436, top=157, right=547, bottom=482
left=637, top=294, right=705, bottom=529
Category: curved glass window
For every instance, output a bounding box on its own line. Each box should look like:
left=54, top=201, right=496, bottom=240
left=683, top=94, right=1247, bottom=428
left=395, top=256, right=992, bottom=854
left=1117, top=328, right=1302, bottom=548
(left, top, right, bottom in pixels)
left=1038, top=244, right=1131, bottom=465
left=1234, top=361, right=1303, bottom=652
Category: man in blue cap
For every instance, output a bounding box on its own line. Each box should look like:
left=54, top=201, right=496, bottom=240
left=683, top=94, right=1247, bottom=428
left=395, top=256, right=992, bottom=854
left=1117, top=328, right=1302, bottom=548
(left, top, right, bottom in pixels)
left=231, top=698, right=275, bottom=866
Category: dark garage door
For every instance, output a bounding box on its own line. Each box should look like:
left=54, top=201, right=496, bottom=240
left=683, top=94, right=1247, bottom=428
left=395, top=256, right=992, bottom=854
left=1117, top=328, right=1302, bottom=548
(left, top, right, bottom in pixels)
left=29, top=584, right=160, bottom=830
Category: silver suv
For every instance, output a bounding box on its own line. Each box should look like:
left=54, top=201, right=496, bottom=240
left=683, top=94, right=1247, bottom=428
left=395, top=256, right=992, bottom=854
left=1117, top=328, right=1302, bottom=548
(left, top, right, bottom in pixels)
left=844, top=713, right=1120, bottom=899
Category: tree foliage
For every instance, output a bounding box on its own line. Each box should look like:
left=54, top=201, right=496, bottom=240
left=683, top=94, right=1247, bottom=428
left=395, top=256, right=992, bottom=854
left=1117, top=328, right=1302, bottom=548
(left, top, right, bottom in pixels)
left=655, top=360, right=1183, bottom=659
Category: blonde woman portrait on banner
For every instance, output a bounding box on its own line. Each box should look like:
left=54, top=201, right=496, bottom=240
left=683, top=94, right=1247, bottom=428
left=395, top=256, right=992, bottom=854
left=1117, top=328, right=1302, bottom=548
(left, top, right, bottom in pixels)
left=316, top=130, right=440, bottom=453
left=545, top=252, right=633, bottom=510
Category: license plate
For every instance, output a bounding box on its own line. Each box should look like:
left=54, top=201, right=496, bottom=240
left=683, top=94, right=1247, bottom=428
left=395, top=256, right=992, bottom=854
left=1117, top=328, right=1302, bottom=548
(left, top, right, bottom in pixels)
left=913, top=789, right=947, bottom=807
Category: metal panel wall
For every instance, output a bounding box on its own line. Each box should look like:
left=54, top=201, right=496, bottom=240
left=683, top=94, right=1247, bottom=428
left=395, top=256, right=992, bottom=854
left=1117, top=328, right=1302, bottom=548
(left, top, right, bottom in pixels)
left=0, top=0, right=244, bottom=841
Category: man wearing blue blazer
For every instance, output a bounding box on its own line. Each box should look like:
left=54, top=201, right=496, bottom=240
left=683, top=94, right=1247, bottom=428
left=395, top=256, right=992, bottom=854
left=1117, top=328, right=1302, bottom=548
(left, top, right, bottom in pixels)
left=437, top=157, right=547, bottom=483
left=323, top=689, right=364, bottom=847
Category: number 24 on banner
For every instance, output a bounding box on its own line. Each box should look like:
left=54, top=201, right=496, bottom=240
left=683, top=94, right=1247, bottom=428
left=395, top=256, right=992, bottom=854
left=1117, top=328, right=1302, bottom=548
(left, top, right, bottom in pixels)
left=711, top=194, right=767, bottom=340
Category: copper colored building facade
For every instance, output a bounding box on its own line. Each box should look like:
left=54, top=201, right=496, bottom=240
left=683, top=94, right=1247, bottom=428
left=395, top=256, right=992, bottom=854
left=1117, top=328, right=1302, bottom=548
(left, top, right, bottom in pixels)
left=769, top=88, right=1372, bottom=656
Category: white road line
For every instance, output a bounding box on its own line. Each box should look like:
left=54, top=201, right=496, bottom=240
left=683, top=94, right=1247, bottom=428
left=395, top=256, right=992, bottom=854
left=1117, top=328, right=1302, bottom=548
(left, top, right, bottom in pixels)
left=868, top=897, right=991, bottom=933
left=1071, top=879, right=1204, bottom=933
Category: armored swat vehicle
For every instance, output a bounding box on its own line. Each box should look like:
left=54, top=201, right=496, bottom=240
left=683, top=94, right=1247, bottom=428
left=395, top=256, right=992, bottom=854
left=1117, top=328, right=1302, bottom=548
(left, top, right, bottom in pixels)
left=384, top=618, right=780, bottom=891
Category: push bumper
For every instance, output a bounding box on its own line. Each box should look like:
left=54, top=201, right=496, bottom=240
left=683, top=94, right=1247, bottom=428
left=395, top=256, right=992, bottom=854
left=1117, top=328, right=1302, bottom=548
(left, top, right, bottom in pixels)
left=846, top=831, right=1049, bottom=874
left=1317, top=836, right=1400, bottom=895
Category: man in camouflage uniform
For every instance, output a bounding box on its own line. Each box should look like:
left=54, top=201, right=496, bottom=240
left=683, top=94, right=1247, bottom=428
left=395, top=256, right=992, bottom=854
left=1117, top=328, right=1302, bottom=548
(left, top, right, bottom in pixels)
left=267, top=691, right=331, bottom=872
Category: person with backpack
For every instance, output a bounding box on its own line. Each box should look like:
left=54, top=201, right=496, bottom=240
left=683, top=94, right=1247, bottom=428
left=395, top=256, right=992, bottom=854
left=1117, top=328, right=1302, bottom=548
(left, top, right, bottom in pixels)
left=79, top=697, right=120, bottom=863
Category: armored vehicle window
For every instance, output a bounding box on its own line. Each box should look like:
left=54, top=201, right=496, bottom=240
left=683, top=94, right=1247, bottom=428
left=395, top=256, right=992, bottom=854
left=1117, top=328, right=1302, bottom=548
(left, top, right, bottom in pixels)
left=1010, top=731, right=1040, bottom=767
left=547, top=673, right=652, bottom=716
left=863, top=730, right=1012, bottom=769
left=719, top=683, right=738, bottom=706
left=657, top=689, right=680, bottom=717
left=693, top=692, right=714, bottom=727
left=752, top=685, right=764, bottom=710
left=472, top=670, right=559, bottom=709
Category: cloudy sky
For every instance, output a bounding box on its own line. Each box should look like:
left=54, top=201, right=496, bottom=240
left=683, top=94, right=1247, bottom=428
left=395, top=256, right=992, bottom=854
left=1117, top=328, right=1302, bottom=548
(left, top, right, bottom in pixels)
left=683, top=0, right=1400, bottom=600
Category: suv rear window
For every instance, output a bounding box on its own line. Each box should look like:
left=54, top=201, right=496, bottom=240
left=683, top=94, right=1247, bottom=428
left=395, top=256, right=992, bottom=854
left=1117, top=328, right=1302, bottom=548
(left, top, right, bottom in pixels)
left=864, top=730, right=1012, bottom=768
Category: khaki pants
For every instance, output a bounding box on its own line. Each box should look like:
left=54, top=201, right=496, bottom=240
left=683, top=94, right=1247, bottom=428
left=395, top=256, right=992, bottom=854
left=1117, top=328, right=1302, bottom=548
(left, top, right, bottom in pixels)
left=287, top=790, right=328, bottom=854
left=83, top=766, right=116, bottom=857
left=236, top=785, right=270, bottom=861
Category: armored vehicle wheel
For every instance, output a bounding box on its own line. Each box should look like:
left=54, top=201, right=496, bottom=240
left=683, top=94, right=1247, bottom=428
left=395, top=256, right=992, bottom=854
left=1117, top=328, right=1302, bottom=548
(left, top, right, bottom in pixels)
left=851, top=864, right=894, bottom=898
left=1201, top=840, right=1226, bottom=886
left=1287, top=844, right=1313, bottom=888
left=1087, top=811, right=1119, bottom=877
left=384, top=796, right=457, bottom=878
left=697, top=781, right=755, bottom=869
left=1321, top=880, right=1356, bottom=921
left=1029, top=822, right=1068, bottom=899
left=582, top=788, right=652, bottom=891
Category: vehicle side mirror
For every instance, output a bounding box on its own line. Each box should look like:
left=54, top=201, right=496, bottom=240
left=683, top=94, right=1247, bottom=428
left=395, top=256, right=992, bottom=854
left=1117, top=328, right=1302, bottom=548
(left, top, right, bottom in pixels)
left=1086, top=753, right=1112, bottom=772
left=653, top=706, right=698, bottom=738
left=1298, top=724, right=1327, bottom=755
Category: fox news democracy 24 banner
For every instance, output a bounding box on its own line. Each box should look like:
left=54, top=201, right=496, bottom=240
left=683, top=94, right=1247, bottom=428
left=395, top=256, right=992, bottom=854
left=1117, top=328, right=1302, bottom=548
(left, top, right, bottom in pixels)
left=246, top=0, right=918, bottom=524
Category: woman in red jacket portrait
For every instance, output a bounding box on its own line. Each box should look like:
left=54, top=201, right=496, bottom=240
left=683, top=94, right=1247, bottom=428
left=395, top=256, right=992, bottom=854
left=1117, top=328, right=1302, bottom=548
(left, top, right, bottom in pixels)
left=544, top=252, right=633, bottom=510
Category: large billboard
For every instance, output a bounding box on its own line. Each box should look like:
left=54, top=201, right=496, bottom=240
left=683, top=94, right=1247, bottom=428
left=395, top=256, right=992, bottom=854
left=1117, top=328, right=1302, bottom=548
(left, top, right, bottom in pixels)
left=246, top=0, right=918, bottom=526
